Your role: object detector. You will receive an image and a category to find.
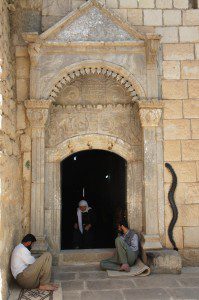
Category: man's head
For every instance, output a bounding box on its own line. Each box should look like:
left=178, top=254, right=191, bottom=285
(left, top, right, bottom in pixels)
left=79, top=200, right=88, bottom=212
left=21, top=234, right=36, bottom=250
left=118, top=219, right=129, bottom=233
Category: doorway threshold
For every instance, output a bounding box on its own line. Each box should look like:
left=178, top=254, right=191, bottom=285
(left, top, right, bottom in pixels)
left=59, top=248, right=114, bottom=265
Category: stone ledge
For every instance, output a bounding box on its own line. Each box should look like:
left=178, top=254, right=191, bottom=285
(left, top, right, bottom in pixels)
left=146, top=249, right=182, bottom=274
left=179, top=249, right=199, bottom=267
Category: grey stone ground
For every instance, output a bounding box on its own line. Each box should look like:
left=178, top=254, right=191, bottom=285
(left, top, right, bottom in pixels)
left=52, top=264, right=199, bottom=300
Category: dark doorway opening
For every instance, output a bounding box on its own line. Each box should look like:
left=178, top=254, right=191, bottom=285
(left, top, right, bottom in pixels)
left=61, top=150, right=127, bottom=250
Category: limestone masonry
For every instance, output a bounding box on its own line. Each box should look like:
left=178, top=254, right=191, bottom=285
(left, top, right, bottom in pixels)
left=1, top=0, right=199, bottom=298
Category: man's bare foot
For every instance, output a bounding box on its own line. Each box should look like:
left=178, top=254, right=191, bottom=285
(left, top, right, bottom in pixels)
left=120, top=264, right=130, bottom=272
left=49, top=283, right=59, bottom=288
left=39, top=284, right=58, bottom=291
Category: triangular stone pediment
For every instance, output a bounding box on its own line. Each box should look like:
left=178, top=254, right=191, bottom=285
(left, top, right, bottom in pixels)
left=40, top=0, right=145, bottom=43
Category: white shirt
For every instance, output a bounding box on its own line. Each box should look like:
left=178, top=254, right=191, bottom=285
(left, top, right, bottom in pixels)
left=11, top=243, right=36, bottom=279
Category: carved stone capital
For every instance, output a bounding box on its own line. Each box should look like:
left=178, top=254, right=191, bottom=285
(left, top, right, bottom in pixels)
left=25, top=99, right=52, bottom=128
left=138, top=100, right=164, bottom=127
left=145, top=35, right=161, bottom=65
left=28, top=43, right=41, bottom=67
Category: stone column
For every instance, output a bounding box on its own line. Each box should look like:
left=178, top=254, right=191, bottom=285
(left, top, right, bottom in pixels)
left=138, top=100, right=164, bottom=250
left=25, top=99, right=52, bottom=251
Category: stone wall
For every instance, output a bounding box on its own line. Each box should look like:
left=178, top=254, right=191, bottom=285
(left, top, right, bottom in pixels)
left=0, top=0, right=25, bottom=298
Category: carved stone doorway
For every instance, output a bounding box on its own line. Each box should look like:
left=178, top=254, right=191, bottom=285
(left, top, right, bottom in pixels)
left=61, top=150, right=127, bottom=250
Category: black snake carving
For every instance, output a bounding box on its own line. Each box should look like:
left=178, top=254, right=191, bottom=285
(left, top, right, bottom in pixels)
left=165, top=163, right=178, bottom=251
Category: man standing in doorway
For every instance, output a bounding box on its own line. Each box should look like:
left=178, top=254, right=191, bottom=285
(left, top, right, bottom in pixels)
left=11, top=234, right=58, bottom=291
left=100, top=219, right=139, bottom=272
left=73, top=200, right=95, bottom=249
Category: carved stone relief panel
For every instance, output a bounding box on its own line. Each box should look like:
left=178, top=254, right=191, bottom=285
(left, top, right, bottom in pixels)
left=56, top=74, right=132, bottom=105
left=45, top=103, right=141, bottom=148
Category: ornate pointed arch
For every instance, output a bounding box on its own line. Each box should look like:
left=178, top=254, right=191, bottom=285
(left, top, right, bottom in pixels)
left=44, top=60, right=146, bottom=101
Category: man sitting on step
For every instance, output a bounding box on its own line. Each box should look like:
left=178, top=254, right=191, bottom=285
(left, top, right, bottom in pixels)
left=11, top=234, right=58, bottom=291
left=100, top=219, right=139, bottom=272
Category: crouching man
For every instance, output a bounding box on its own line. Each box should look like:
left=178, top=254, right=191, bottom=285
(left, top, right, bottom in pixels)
left=11, top=234, right=58, bottom=291
left=100, top=219, right=139, bottom=272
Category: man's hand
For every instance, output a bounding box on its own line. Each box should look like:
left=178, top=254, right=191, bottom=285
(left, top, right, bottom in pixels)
left=74, top=223, right=78, bottom=229
left=85, top=224, right=91, bottom=231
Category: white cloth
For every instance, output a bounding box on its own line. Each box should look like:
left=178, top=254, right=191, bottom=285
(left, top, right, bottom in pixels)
left=77, top=200, right=91, bottom=234
left=11, top=243, right=36, bottom=279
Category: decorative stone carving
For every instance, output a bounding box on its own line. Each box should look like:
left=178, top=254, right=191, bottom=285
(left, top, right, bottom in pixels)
left=146, top=34, right=161, bottom=65
left=45, top=103, right=141, bottom=148
left=25, top=99, right=52, bottom=127
left=50, top=68, right=140, bottom=101
left=138, top=100, right=164, bottom=127
left=27, top=44, right=41, bottom=68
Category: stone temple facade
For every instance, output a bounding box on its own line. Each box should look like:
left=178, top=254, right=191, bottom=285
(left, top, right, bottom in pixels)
left=1, top=0, right=199, bottom=298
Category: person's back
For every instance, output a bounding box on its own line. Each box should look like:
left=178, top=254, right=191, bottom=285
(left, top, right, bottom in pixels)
left=11, top=243, right=35, bottom=279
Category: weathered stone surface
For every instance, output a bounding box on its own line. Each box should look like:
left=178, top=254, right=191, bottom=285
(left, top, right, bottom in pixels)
left=166, top=204, right=199, bottom=226
left=164, top=119, right=191, bottom=140
left=164, top=140, right=181, bottom=161
left=147, top=250, right=182, bottom=274
left=179, top=27, right=199, bottom=43
left=163, top=61, right=180, bottom=79
left=86, top=278, right=135, bottom=289
left=182, top=140, right=199, bottom=161
left=164, top=100, right=183, bottom=119
left=184, top=227, right=199, bottom=248
left=163, top=10, right=181, bottom=26
left=82, top=291, right=123, bottom=300
left=181, top=61, right=199, bottom=79
left=165, top=226, right=184, bottom=249
left=183, top=10, right=199, bottom=26
left=17, top=104, right=26, bottom=130
left=183, top=100, right=199, bottom=118
left=127, top=9, right=143, bottom=25
left=173, top=0, right=189, bottom=9
left=191, top=119, right=199, bottom=139
left=164, top=162, right=197, bottom=182
left=144, top=9, right=162, bottom=26
left=163, top=44, right=194, bottom=61
left=155, top=27, right=178, bottom=43
left=196, top=43, right=199, bottom=59
left=106, top=0, right=119, bottom=9
left=156, top=0, right=173, bottom=8
left=188, top=80, right=199, bottom=98
left=184, top=183, right=199, bottom=204
left=120, top=0, right=138, bottom=8
left=162, top=80, right=188, bottom=99
left=180, top=249, right=199, bottom=266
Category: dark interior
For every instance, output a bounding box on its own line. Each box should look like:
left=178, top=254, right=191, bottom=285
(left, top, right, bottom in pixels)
left=61, top=150, right=127, bottom=250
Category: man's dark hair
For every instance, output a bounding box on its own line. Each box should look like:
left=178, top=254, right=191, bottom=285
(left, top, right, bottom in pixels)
left=21, top=234, right=36, bottom=243
left=118, top=219, right=129, bottom=228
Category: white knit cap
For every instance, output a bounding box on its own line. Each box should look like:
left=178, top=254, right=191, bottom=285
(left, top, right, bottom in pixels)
left=79, top=200, right=88, bottom=207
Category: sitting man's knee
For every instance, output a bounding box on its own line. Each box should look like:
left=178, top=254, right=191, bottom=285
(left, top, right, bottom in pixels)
left=115, top=236, right=122, bottom=246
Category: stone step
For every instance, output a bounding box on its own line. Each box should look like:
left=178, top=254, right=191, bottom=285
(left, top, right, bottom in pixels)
left=58, top=248, right=114, bottom=265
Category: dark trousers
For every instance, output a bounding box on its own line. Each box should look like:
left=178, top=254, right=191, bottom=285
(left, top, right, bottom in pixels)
left=73, top=228, right=94, bottom=249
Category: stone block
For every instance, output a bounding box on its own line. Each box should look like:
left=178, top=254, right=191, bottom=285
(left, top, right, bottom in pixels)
left=16, top=78, right=29, bottom=102
left=168, top=287, right=199, bottom=298
left=179, top=27, right=199, bottom=43
left=196, top=161, right=199, bottom=181
left=144, top=9, right=162, bottom=26
left=183, top=100, right=199, bottom=118
left=119, top=0, right=138, bottom=8
left=180, top=249, right=199, bottom=266
left=23, top=152, right=31, bottom=182
left=15, top=46, right=28, bottom=58
left=184, top=183, right=199, bottom=204
left=62, top=281, right=84, bottom=291
left=127, top=9, right=143, bottom=25
left=181, top=61, right=199, bottom=80
left=182, top=140, right=199, bottom=161
left=147, top=250, right=182, bottom=274
left=112, top=9, right=128, bottom=20
left=163, top=61, right=180, bottom=79
left=138, top=0, right=155, bottom=8
left=17, top=104, right=26, bottom=130
left=106, top=0, right=118, bottom=8
left=42, top=15, right=63, bottom=31
left=86, top=279, right=135, bottom=289
left=173, top=0, right=189, bottom=9
left=164, top=140, right=181, bottom=161
left=184, top=227, right=199, bottom=248
left=163, top=10, right=182, bottom=26
left=20, top=134, right=31, bottom=152
left=165, top=227, right=183, bottom=249
left=156, top=0, right=173, bottom=8
left=163, top=44, right=194, bottom=61
left=16, top=57, right=30, bottom=79
left=183, top=9, right=199, bottom=25
left=196, top=44, right=199, bottom=59
left=164, top=100, right=183, bottom=119
left=42, top=0, right=71, bottom=16
left=22, top=10, right=42, bottom=33
left=162, top=80, right=188, bottom=100
left=155, top=27, right=178, bottom=43
left=82, top=291, right=123, bottom=300
left=164, top=162, right=196, bottom=182
left=188, top=80, right=199, bottom=99
left=191, top=119, right=199, bottom=139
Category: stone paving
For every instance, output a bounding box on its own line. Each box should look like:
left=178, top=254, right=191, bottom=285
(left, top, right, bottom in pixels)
left=52, top=264, right=199, bottom=300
